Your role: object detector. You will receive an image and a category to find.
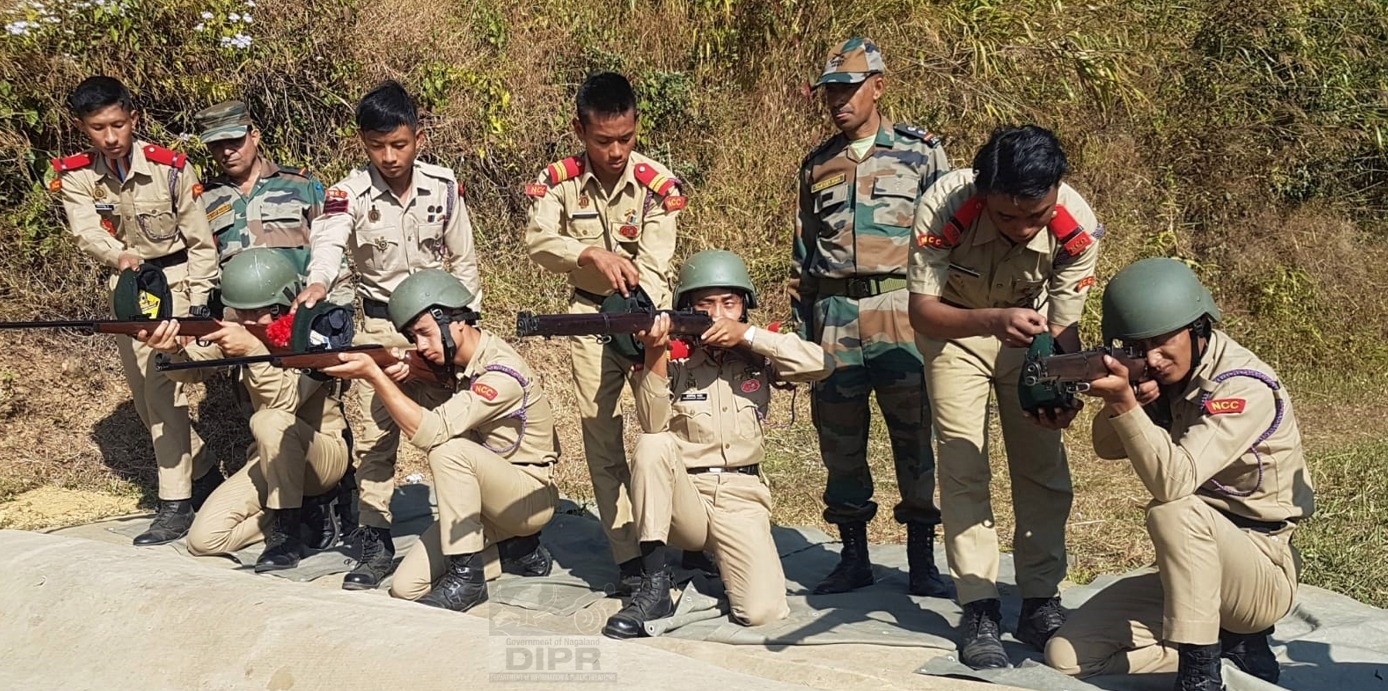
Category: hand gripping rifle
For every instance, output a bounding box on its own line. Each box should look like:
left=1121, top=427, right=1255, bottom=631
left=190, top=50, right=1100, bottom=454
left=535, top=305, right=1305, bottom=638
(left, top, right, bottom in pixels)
left=1019, top=332, right=1145, bottom=414
left=155, top=344, right=446, bottom=387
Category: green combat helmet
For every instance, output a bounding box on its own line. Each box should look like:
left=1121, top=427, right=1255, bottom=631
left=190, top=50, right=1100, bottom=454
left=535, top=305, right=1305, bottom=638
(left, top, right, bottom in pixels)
left=220, top=248, right=299, bottom=311
left=1102, top=257, right=1222, bottom=344
left=113, top=265, right=173, bottom=321
left=387, top=269, right=477, bottom=333
left=674, top=249, right=758, bottom=309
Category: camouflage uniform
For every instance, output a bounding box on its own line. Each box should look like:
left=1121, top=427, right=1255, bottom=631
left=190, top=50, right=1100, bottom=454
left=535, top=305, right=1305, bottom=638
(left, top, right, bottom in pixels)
left=795, top=39, right=950, bottom=529
left=193, top=101, right=355, bottom=310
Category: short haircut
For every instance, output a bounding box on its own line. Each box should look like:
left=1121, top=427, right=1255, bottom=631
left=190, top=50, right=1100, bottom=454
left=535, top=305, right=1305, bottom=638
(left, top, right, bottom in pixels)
left=66, top=76, right=135, bottom=118
left=576, top=72, right=637, bottom=125
left=356, top=80, right=419, bottom=134
left=972, top=125, right=1069, bottom=199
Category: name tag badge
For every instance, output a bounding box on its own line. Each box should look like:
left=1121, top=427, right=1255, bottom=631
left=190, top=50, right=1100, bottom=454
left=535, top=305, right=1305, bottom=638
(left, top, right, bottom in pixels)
left=571, top=210, right=600, bottom=220
left=810, top=173, right=846, bottom=194
left=94, top=203, right=116, bottom=213
left=679, top=392, right=708, bottom=402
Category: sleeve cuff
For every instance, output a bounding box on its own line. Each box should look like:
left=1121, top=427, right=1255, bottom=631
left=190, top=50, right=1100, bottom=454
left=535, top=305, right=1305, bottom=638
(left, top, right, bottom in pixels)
left=409, top=410, right=447, bottom=450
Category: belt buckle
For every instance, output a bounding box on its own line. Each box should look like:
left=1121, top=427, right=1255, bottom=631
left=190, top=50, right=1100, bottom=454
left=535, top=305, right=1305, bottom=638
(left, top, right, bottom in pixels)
left=846, top=278, right=872, bottom=299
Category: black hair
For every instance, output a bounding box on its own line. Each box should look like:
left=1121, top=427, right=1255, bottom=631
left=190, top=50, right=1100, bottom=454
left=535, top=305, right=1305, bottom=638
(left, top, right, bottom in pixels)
left=971, top=125, right=1069, bottom=199
left=356, top=80, right=419, bottom=134
left=66, top=76, right=135, bottom=118
left=576, top=72, right=637, bottom=125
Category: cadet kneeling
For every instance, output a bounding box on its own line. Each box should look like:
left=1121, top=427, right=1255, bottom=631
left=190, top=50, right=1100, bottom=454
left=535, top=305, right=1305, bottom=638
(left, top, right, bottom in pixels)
left=142, top=249, right=349, bottom=570
left=1045, top=258, right=1315, bottom=690
left=603, top=250, right=834, bottom=638
left=320, top=270, right=558, bottom=612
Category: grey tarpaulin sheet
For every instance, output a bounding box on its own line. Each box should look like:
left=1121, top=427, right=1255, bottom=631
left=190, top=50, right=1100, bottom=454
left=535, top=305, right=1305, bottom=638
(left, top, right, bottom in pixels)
left=916, top=573, right=1388, bottom=691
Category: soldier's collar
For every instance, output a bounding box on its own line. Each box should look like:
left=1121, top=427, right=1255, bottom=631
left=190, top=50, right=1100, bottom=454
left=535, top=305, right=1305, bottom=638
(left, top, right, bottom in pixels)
left=1181, top=331, right=1226, bottom=401
left=874, top=118, right=895, bottom=148
left=461, top=329, right=496, bottom=379
left=366, top=162, right=425, bottom=203
left=578, top=153, right=635, bottom=197
left=968, top=206, right=1053, bottom=254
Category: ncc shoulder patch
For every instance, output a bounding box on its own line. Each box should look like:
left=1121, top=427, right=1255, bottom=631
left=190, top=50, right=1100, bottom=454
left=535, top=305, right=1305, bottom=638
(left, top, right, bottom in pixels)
left=142, top=144, right=188, bottom=169
left=1077, top=275, right=1096, bottom=291
left=663, top=195, right=687, bottom=212
left=472, top=382, right=499, bottom=401
left=895, top=123, right=940, bottom=147
left=48, top=177, right=62, bottom=192
left=191, top=182, right=204, bottom=199
left=51, top=152, right=93, bottom=173
left=323, top=187, right=350, bottom=215
left=525, top=183, right=550, bottom=198
left=1204, top=398, right=1247, bottom=415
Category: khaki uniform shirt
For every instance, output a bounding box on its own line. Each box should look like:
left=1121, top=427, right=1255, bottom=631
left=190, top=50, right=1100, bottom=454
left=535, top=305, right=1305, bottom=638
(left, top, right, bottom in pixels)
left=634, top=329, right=832, bottom=469
left=907, top=169, right=1102, bottom=329
left=52, top=140, right=218, bottom=306
left=169, top=339, right=347, bottom=437
left=523, top=151, right=682, bottom=306
left=306, top=161, right=480, bottom=307
left=1093, top=330, right=1315, bottom=527
left=409, top=331, right=559, bottom=465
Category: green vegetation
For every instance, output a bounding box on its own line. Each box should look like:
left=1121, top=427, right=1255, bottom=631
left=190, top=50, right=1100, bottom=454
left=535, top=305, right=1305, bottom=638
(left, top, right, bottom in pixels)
left=0, top=0, right=1386, bottom=603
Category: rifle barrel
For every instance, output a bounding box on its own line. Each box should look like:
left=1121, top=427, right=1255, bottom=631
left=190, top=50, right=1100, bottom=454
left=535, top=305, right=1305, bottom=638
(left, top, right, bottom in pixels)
left=516, top=310, right=712, bottom=338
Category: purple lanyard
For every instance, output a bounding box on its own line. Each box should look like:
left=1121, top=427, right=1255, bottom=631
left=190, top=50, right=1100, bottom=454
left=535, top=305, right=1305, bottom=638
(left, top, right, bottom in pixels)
left=1199, top=368, right=1285, bottom=497
left=477, top=364, right=529, bottom=455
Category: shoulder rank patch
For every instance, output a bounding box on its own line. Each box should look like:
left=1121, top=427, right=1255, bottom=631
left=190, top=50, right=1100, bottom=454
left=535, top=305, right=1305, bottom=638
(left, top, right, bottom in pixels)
left=633, top=162, right=679, bottom=198
left=895, top=123, right=940, bottom=147
left=51, top=152, right=93, bottom=174
left=1049, top=205, right=1094, bottom=261
left=142, top=144, right=188, bottom=169
left=323, top=187, right=350, bottom=215
left=546, top=156, right=584, bottom=185
left=472, top=382, right=499, bottom=402
left=1204, top=398, right=1246, bottom=415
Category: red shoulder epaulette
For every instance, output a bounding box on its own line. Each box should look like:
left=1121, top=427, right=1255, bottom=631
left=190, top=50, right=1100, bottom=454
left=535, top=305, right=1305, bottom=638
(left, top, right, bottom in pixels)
left=1048, top=205, right=1093, bottom=258
left=526, top=156, right=585, bottom=197
left=142, top=144, right=187, bottom=169
left=50, top=152, right=93, bottom=174
left=633, top=162, right=678, bottom=197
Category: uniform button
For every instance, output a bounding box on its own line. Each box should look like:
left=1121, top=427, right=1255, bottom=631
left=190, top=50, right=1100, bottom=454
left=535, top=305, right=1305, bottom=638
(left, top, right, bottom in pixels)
left=722, top=407, right=728, bottom=412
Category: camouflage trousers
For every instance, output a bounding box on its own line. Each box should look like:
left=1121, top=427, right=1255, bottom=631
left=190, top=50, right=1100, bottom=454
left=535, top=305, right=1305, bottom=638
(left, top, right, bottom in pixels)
left=810, top=288, right=940, bottom=527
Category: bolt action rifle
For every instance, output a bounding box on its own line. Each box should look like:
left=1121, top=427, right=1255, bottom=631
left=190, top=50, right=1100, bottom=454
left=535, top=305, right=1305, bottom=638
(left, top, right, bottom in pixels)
left=1019, top=332, right=1146, bottom=414
left=155, top=344, right=447, bottom=387
left=515, top=308, right=714, bottom=340
left=0, top=317, right=274, bottom=347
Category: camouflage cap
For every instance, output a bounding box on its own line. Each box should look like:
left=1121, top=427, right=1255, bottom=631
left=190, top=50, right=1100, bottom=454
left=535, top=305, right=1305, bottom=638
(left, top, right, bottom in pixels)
left=193, top=100, right=253, bottom=143
left=814, top=37, right=885, bottom=88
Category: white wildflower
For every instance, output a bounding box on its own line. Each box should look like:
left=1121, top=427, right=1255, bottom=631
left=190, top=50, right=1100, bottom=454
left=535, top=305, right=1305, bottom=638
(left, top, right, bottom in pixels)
left=6, top=20, right=32, bottom=35
left=199, top=11, right=212, bottom=18
left=245, top=0, right=255, bottom=6
left=193, top=22, right=203, bottom=31
left=220, top=32, right=252, bottom=49
left=405, top=473, right=425, bottom=484
left=43, top=14, right=58, bottom=22
left=228, top=11, right=239, bottom=20
left=242, top=14, right=251, bottom=23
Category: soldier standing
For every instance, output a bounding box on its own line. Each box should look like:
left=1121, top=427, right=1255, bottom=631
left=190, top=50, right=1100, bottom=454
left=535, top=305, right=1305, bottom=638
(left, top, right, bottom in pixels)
left=321, top=270, right=557, bottom=613
left=1046, top=258, right=1314, bottom=691
left=523, top=72, right=683, bottom=591
left=295, top=80, right=482, bottom=591
left=191, top=100, right=354, bottom=313
left=793, top=38, right=953, bottom=598
left=51, top=76, right=221, bottom=546
left=604, top=250, right=834, bottom=638
left=907, top=125, right=1102, bottom=668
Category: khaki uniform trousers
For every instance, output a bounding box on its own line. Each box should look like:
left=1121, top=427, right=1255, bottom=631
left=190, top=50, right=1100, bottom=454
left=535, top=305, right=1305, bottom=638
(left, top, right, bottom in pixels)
left=630, top=433, right=789, bottom=627
left=186, top=408, right=349, bottom=556
left=919, top=334, right=1072, bottom=604
left=352, top=313, right=453, bottom=529
left=567, top=296, right=641, bottom=565
left=390, top=439, right=558, bottom=601
left=1046, top=496, right=1298, bottom=677
left=112, top=261, right=213, bottom=500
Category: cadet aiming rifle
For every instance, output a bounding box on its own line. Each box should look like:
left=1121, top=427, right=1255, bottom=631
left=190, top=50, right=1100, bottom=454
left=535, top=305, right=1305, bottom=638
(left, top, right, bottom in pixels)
left=155, top=344, right=445, bottom=386
left=1019, top=332, right=1145, bottom=414
left=515, top=308, right=714, bottom=340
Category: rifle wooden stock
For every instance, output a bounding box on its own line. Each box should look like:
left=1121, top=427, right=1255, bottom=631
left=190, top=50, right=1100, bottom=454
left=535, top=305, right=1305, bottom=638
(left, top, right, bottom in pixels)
left=515, top=309, right=713, bottom=339
left=1021, top=346, right=1147, bottom=389
left=156, top=344, right=443, bottom=386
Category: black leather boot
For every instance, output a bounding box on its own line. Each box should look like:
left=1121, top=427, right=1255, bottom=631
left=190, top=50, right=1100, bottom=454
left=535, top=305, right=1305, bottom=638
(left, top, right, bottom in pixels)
left=255, top=508, right=304, bottom=572
left=498, top=534, right=553, bottom=577
left=418, top=552, right=488, bottom=612
left=133, top=499, right=195, bottom=546
left=616, top=557, right=644, bottom=595
left=602, top=565, right=674, bottom=639
left=333, top=467, right=359, bottom=537
left=1016, top=596, right=1067, bottom=650
left=1176, top=642, right=1224, bottom=691
left=906, top=523, right=955, bottom=598
left=341, top=525, right=395, bottom=590
left=1221, top=627, right=1279, bottom=684
left=813, top=521, right=874, bottom=594
left=190, top=467, right=225, bottom=512
left=959, top=598, right=1010, bottom=669
left=300, top=492, right=339, bottom=551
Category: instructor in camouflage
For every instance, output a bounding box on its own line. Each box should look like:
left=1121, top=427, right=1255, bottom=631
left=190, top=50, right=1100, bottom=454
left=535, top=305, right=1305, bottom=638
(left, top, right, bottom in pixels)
left=792, top=37, right=953, bottom=598
left=192, top=100, right=354, bottom=312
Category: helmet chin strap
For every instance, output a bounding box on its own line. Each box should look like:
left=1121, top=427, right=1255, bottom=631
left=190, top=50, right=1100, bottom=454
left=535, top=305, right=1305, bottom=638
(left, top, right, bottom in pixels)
left=1181, top=317, right=1213, bottom=388
left=429, top=307, right=459, bottom=380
